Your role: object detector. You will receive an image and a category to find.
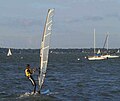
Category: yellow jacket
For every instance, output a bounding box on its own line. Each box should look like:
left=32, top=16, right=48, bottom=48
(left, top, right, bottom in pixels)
left=25, top=68, right=32, bottom=77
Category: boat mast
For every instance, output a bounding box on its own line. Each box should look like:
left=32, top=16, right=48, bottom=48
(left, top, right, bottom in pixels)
left=94, top=29, right=96, bottom=56
left=103, top=33, right=108, bottom=49
left=107, top=32, right=109, bottom=52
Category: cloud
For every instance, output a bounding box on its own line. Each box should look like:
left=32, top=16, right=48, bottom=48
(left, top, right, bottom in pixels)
left=84, top=16, right=104, bottom=22
left=106, top=14, right=120, bottom=21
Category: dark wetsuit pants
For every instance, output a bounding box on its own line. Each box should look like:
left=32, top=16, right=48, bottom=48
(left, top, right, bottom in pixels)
left=28, top=75, right=36, bottom=93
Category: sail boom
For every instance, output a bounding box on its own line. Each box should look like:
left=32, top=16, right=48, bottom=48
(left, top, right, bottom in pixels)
left=43, top=61, right=47, bottom=63
left=45, top=33, right=51, bottom=37
left=43, top=46, right=49, bottom=50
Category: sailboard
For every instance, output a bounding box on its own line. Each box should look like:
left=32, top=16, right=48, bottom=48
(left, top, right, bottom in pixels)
left=38, top=9, right=55, bottom=94
left=7, top=48, right=12, bottom=56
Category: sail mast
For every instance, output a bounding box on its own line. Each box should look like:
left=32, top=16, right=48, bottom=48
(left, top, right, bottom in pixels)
left=38, top=9, right=54, bottom=92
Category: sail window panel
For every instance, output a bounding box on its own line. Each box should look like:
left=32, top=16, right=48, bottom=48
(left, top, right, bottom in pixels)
left=45, top=32, right=51, bottom=37
left=41, top=63, right=48, bottom=73
left=43, top=50, right=49, bottom=61
left=44, top=34, right=51, bottom=46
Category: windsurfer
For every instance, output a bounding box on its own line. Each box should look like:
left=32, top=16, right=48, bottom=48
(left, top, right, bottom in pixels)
left=25, top=64, right=36, bottom=93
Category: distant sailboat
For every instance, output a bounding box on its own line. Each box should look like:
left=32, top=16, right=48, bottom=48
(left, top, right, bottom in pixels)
left=97, top=49, right=101, bottom=55
left=38, top=9, right=54, bottom=94
left=7, top=48, right=12, bottom=56
left=102, top=32, right=119, bottom=59
left=116, top=49, right=120, bottom=53
left=88, top=29, right=106, bottom=60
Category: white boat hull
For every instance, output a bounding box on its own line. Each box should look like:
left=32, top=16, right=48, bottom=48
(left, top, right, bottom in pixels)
left=103, top=55, right=119, bottom=59
left=88, top=56, right=106, bottom=60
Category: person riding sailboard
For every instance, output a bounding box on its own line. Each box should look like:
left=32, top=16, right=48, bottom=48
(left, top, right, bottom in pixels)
left=25, top=64, right=36, bottom=94
left=24, top=8, right=55, bottom=95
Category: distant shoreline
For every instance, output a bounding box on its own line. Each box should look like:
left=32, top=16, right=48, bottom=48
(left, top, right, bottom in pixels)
left=0, top=48, right=119, bottom=54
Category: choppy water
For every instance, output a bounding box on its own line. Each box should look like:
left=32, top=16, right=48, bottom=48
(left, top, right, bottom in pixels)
left=0, top=51, right=120, bottom=101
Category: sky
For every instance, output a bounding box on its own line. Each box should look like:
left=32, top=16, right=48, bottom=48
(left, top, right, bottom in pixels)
left=0, top=0, right=120, bottom=49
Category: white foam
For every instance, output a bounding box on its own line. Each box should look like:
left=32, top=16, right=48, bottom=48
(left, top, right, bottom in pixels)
left=18, top=92, right=38, bottom=98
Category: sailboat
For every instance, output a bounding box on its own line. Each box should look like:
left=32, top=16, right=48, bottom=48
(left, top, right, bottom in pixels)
left=97, top=49, right=101, bottom=55
left=88, top=29, right=106, bottom=60
left=102, top=32, right=119, bottom=59
left=38, top=9, right=54, bottom=94
left=7, top=48, right=12, bottom=56
left=116, top=49, right=120, bottom=53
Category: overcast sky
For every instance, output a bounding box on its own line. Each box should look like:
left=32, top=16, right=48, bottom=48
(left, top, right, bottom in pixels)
left=0, top=0, right=120, bottom=49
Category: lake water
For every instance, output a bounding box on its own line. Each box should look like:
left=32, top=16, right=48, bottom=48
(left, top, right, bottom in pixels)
left=0, top=51, right=120, bottom=101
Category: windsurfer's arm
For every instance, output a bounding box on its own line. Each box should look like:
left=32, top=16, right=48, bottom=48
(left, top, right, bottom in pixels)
left=29, top=67, right=37, bottom=74
left=32, top=67, right=36, bottom=73
left=27, top=69, right=32, bottom=74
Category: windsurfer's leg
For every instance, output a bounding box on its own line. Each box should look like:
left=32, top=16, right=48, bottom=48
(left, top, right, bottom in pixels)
left=37, top=90, right=40, bottom=94
left=29, top=76, right=36, bottom=93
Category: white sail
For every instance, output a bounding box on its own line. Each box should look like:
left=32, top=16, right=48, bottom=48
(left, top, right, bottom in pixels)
left=97, top=49, right=101, bottom=54
left=7, top=48, right=12, bottom=56
left=117, top=49, right=120, bottom=53
left=38, top=9, right=55, bottom=92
